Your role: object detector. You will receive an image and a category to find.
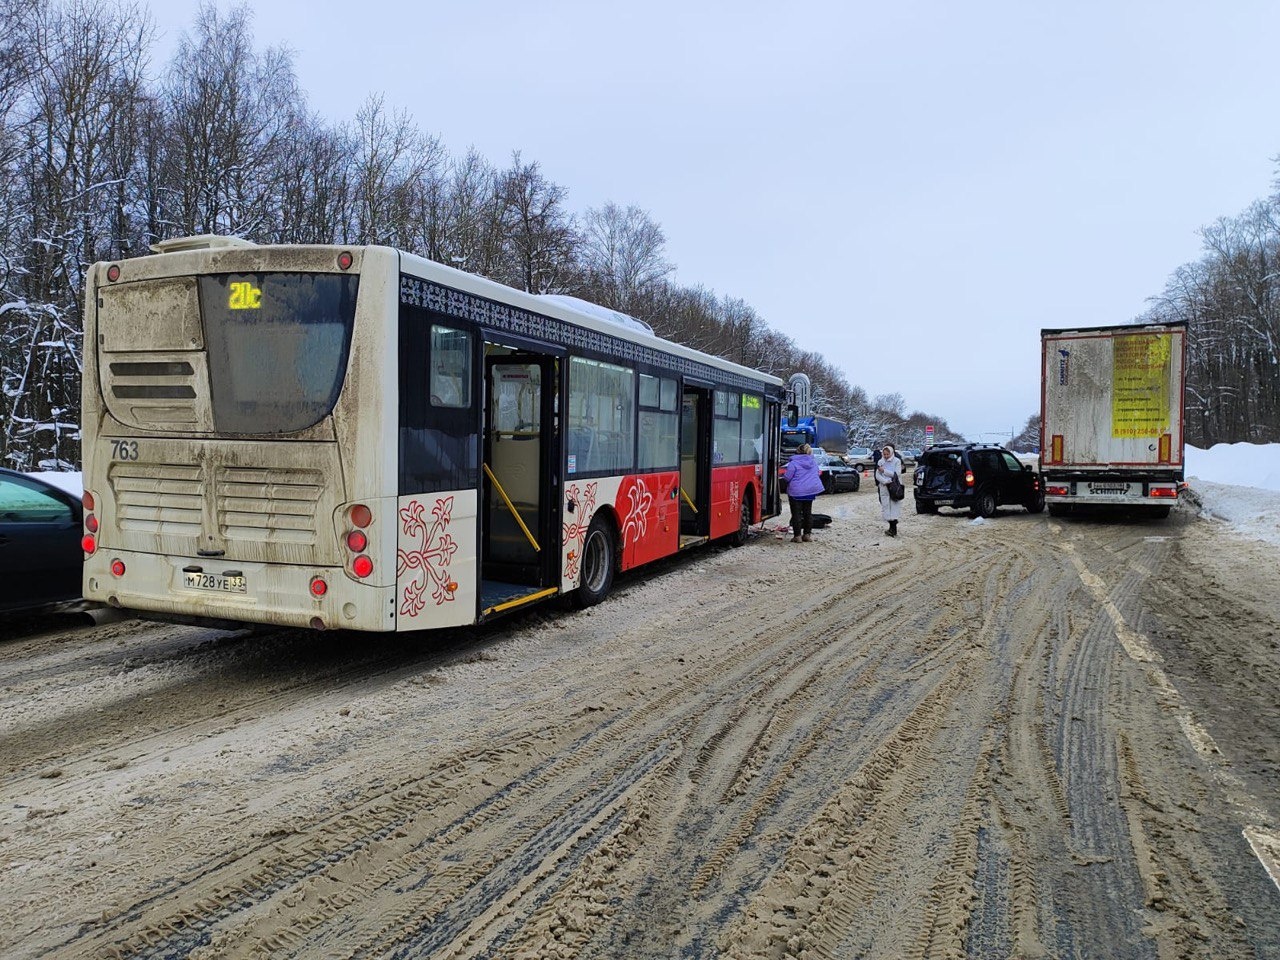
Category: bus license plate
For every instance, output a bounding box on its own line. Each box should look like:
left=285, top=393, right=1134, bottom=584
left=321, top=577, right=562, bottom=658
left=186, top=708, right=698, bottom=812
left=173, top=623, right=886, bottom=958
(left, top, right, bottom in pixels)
left=183, top=572, right=247, bottom=594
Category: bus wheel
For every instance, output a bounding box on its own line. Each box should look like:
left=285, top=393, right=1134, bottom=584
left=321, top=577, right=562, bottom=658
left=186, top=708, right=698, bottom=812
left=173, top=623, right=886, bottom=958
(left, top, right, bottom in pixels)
left=729, top=496, right=753, bottom=547
left=573, top=516, right=615, bottom=608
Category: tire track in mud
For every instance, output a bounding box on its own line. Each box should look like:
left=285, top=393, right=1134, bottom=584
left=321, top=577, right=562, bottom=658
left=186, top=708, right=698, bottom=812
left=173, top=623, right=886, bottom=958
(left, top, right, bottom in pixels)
left=49, top=537, right=993, bottom=957
left=206, top=564, right=925, bottom=958
left=27, top=568, right=870, bottom=957
left=9, top=507, right=1279, bottom=960
left=1055, top=520, right=1280, bottom=958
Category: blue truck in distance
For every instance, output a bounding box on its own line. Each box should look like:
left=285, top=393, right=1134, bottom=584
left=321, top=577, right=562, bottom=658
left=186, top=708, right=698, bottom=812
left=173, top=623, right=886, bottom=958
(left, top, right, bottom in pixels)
left=781, top=415, right=848, bottom=458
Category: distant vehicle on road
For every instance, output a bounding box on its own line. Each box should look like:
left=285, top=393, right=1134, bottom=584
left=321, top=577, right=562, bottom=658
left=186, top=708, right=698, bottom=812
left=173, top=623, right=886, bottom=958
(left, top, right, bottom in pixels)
left=845, top=446, right=875, bottom=471
left=813, top=449, right=860, bottom=493
left=779, top=447, right=860, bottom=495
left=0, top=469, right=84, bottom=613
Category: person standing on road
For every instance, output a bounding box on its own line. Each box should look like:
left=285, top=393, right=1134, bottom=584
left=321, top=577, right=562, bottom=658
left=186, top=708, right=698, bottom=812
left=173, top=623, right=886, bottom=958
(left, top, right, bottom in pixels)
left=876, top=443, right=904, bottom=537
left=783, top=443, right=823, bottom=543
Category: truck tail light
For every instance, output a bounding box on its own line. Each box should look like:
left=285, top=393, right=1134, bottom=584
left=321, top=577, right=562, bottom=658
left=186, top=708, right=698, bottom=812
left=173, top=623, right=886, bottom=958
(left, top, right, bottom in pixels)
left=1046, top=485, right=1070, bottom=496
left=1149, top=485, right=1178, bottom=499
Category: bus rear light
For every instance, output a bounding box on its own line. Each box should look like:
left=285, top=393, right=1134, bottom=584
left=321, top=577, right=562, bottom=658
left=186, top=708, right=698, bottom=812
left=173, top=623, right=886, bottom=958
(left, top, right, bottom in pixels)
left=352, top=555, right=374, bottom=579
left=1149, top=485, right=1178, bottom=499
left=309, top=576, right=328, bottom=597
left=346, top=530, right=367, bottom=553
left=81, top=534, right=97, bottom=554
left=106, top=264, right=120, bottom=282
left=85, top=514, right=99, bottom=533
left=110, top=559, right=126, bottom=577
left=82, top=491, right=95, bottom=511
left=349, top=504, right=372, bottom=528
left=1046, top=485, right=1070, bottom=496
left=964, top=470, right=975, bottom=487
left=337, top=251, right=353, bottom=270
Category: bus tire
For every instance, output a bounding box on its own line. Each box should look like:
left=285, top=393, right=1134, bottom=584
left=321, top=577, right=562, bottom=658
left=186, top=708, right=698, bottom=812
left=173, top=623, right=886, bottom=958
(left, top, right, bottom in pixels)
left=572, top=516, right=616, bottom=608
left=729, top=493, right=753, bottom=547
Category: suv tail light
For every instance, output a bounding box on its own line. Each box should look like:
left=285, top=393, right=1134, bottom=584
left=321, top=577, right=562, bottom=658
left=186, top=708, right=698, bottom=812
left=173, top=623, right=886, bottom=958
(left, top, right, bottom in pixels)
left=964, top=470, right=975, bottom=487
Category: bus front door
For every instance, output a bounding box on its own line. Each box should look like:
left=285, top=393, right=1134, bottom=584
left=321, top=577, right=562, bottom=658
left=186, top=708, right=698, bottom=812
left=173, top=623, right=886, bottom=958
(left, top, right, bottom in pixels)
left=482, top=352, right=559, bottom=614
left=680, top=385, right=712, bottom=544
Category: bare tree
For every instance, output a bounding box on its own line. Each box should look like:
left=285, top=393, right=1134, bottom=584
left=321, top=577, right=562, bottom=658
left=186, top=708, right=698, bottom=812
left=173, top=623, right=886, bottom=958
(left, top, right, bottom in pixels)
left=497, top=152, right=577, bottom=293
left=161, top=2, right=300, bottom=238
left=2, top=0, right=151, bottom=468
left=350, top=93, right=444, bottom=248
left=578, top=202, right=672, bottom=311
left=272, top=111, right=356, bottom=244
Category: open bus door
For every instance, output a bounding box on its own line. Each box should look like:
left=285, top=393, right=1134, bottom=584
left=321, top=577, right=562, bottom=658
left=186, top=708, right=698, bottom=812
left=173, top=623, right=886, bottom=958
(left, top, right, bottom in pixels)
left=764, top=396, right=782, bottom=517
left=680, top=384, right=712, bottom=546
left=481, top=349, right=560, bottom=615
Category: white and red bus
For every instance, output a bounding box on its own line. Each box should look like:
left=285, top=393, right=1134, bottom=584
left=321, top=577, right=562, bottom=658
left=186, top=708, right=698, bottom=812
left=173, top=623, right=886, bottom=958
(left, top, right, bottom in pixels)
left=80, top=237, right=783, bottom=631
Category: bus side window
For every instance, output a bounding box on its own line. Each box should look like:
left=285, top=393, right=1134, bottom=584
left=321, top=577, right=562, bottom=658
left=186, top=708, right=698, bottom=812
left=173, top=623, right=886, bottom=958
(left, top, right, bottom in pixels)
left=430, top=325, right=472, bottom=407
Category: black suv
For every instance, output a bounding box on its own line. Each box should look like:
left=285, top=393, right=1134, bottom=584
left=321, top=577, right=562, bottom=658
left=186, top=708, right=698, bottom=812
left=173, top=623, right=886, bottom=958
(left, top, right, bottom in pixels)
left=913, top=444, right=1044, bottom=518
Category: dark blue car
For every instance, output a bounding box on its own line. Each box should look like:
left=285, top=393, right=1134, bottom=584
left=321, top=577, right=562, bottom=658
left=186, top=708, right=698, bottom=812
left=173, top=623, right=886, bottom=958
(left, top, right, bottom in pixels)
left=0, top=468, right=84, bottom=613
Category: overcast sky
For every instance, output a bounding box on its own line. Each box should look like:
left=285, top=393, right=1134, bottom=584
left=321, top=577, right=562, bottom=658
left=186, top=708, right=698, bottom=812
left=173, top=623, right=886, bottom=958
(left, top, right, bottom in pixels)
left=150, top=0, right=1280, bottom=441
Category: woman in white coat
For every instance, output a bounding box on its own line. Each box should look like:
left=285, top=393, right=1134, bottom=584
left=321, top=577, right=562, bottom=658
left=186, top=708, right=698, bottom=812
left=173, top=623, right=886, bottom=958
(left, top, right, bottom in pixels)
left=875, top=443, right=904, bottom=537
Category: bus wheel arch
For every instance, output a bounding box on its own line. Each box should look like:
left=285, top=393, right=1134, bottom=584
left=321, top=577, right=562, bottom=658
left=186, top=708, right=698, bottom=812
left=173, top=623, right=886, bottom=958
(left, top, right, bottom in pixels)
left=572, top=510, right=619, bottom=608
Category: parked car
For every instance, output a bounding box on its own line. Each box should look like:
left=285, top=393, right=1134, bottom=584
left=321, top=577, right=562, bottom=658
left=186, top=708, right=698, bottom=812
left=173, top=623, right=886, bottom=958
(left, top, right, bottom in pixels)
left=779, top=447, right=861, bottom=494
left=912, top=444, right=1044, bottom=518
left=845, top=446, right=875, bottom=471
left=813, top=449, right=861, bottom=493
left=0, top=469, right=84, bottom=613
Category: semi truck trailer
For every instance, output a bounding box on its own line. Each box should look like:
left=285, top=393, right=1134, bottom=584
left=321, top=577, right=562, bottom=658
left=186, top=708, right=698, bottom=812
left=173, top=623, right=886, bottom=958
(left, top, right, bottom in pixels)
left=1040, top=321, right=1187, bottom=518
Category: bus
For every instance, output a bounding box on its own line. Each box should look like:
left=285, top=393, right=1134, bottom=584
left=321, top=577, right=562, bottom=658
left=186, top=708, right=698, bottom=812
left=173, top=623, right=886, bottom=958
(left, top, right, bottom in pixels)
left=80, top=237, right=784, bottom=632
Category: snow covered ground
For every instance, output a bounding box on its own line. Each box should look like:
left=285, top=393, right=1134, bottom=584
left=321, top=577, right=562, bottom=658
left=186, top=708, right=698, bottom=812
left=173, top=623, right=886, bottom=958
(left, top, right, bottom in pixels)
left=26, top=441, right=1280, bottom=548
left=1185, top=442, right=1280, bottom=547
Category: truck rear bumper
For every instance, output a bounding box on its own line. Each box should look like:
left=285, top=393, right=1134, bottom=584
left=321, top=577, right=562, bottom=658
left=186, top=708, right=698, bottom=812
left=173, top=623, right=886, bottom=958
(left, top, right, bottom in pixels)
left=1041, top=473, right=1182, bottom=508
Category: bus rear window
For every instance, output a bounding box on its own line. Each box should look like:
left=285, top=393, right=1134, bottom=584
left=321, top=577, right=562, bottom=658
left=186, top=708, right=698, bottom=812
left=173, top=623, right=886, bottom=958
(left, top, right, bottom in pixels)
left=200, top=273, right=358, bottom=434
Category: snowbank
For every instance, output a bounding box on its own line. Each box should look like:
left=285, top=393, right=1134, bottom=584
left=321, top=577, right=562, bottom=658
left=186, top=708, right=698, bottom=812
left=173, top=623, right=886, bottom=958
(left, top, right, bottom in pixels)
left=31, top=470, right=82, bottom=497
left=1185, top=442, right=1280, bottom=492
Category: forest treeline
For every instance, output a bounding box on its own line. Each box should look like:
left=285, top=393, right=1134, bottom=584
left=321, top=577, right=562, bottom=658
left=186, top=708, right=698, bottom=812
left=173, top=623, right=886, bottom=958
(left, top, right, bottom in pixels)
left=3, top=1, right=1274, bottom=471
left=0, top=0, right=960, bottom=470
left=1142, top=195, right=1280, bottom=447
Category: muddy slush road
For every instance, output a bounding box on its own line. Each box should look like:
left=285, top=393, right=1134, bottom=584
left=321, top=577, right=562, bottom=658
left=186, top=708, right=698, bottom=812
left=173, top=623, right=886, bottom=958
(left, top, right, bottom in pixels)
left=2, top=489, right=1279, bottom=960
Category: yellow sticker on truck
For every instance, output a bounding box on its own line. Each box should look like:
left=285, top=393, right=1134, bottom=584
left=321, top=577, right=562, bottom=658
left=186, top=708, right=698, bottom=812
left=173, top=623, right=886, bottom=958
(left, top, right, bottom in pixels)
left=1112, top=333, right=1171, bottom=438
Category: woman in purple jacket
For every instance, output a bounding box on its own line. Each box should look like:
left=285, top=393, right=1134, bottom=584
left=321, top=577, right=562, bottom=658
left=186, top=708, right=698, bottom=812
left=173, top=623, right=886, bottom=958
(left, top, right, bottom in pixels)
left=782, top=443, right=824, bottom=542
